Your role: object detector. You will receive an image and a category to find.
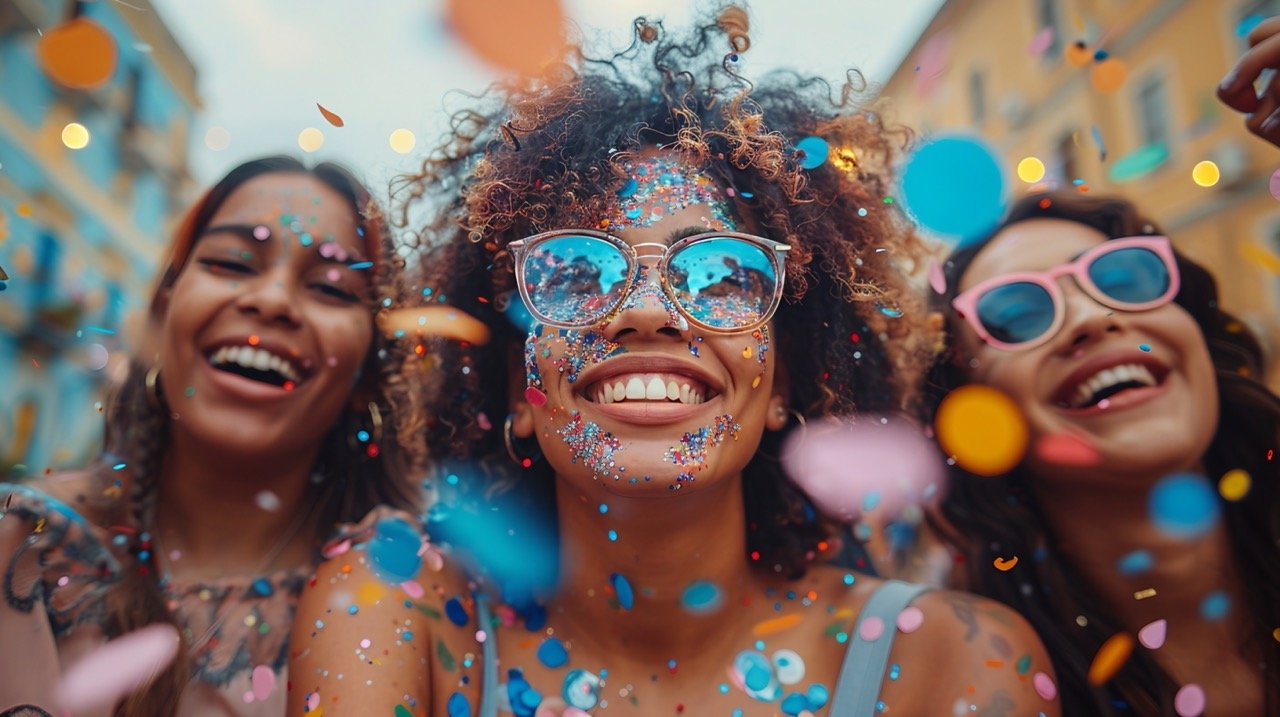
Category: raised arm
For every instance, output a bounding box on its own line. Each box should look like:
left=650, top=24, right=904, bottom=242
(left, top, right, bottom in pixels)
left=1218, top=16, right=1280, bottom=146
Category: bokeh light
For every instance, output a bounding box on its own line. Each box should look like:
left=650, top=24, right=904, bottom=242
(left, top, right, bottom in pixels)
left=389, top=128, right=416, bottom=154
left=935, top=385, right=1028, bottom=476
left=204, top=126, right=231, bottom=151
left=1148, top=473, right=1220, bottom=539
left=1090, top=58, right=1128, bottom=93
left=1016, top=156, right=1046, bottom=183
left=61, top=122, right=90, bottom=150
left=1217, top=469, right=1250, bottom=501
left=445, top=0, right=567, bottom=76
left=297, top=127, right=324, bottom=153
left=1191, top=160, right=1220, bottom=187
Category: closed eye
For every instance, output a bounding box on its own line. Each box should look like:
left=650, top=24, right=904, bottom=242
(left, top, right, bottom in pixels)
left=312, top=283, right=361, bottom=303
left=198, top=258, right=253, bottom=275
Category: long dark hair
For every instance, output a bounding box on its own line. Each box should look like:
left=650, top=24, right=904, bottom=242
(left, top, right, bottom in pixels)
left=95, top=156, right=422, bottom=715
left=386, top=7, right=939, bottom=588
left=925, top=191, right=1280, bottom=715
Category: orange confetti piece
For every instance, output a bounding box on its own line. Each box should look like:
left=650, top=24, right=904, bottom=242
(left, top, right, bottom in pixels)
left=985, top=660, right=1005, bottom=669
left=317, top=103, right=345, bottom=128
left=752, top=613, right=803, bottom=637
left=1241, top=243, right=1280, bottom=276
left=356, top=581, right=387, bottom=606
left=1087, top=633, right=1134, bottom=685
left=993, top=556, right=1019, bottom=571
left=378, top=306, right=491, bottom=345
left=37, top=18, right=117, bottom=90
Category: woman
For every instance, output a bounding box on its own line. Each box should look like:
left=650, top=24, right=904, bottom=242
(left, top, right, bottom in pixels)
left=290, top=11, right=1059, bottom=717
left=926, top=191, right=1279, bottom=715
left=0, top=156, right=422, bottom=716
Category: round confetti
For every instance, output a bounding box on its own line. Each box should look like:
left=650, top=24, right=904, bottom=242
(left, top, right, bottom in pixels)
left=1087, top=632, right=1134, bottom=686
left=771, top=649, right=805, bottom=685
left=251, top=665, right=275, bottom=701
left=562, top=669, right=601, bottom=710
left=1016, top=157, right=1046, bottom=183
left=205, top=126, right=231, bottom=151
left=55, top=624, right=180, bottom=713
left=1032, top=672, right=1057, bottom=701
left=1065, top=41, right=1093, bottom=67
left=37, top=17, right=117, bottom=90
left=681, top=580, right=724, bottom=614
left=445, top=0, right=567, bottom=76
left=1027, top=27, right=1055, bottom=57
left=1173, top=684, right=1206, bottom=716
left=389, top=128, right=416, bottom=154
left=254, top=490, right=280, bottom=512
left=1191, top=160, right=1220, bottom=188
left=900, top=136, right=1006, bottom=244
left=1200, top=591, right=1230, bottom=621
left=1137, top=619, right=1166, bottom=649
left=1218, top=469, right=1251, bottom=501
left=896, top=606, right=924, bottom=633
left=1091, top=58, right=1128, bottom=93
left=858, top=616, right=885, bottom=641
left=610, top=573, right=634, bottom=611
left=537, top=637, right=569, bottom=668
left=795, top=136, right=830, bottom=170
left=445, top=597, right=468, bottom=626
left=298, top=127, right=325, bottom=153
left=1269, top=169, right=1280, bottom=200
left=1148, top=473, right=1220, bottom=540
left=1034, top=432, right=1101, bottom=467
left=61, top=122, right=90, bottom=150
left=369, top=517, right=424, bottom=583
left=935, top=385, right=1028, bottom=476
left=1117, top=550, right=1153, bottom=576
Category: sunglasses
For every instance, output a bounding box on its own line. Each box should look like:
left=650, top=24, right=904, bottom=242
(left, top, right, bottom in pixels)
left=509, top=230, right=791, bottom=333
left=951, top=236, right=1180, bottom=351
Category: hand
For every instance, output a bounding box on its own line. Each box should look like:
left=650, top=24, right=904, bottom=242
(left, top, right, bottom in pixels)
left=1218, top=16, right=1280, bottom=146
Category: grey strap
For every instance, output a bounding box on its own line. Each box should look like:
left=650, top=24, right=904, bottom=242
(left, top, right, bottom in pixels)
left=476, top=594, right=499, bottom=717
left=829, top=580, right=932, bottom=717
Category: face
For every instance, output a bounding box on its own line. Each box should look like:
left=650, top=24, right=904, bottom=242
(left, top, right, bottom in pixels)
left=156, top=172, right=376, bottom=458
left=515, top=154, right=786, bottom=497
left=952, top=219, right=1218, bottom=487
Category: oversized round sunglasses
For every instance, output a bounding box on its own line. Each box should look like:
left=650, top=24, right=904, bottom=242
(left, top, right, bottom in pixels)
left=951, top=236, right=1180, bottom=351
left=509, top=230, right=791, bottom=333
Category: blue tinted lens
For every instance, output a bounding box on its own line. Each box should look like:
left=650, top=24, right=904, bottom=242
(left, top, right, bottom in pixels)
left=1087, top=247, right=1170, bottom=305
left=521, top=236, right=630, bottom=324
left=667, top=238, right=777, bottom=329
left=975, top=282, right=1055, bottom=345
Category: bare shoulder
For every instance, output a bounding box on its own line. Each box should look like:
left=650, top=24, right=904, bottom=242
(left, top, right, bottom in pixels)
left=882, top=588, right=1061, bottom=716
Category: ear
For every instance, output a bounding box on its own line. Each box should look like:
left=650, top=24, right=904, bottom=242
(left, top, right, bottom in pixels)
left=765, top=392, right=789, bottom=432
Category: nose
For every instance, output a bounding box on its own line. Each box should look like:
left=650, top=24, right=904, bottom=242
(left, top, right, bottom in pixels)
left=1057, top=281, right=1121, bottom=351
left=602, top=260, right=687, bottom=342
left=235, top=266, right=303, bottom=328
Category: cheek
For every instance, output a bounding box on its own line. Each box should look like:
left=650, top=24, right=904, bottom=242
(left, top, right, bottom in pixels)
left=317, top=311, right=375, bottom=376
left=525, top=326, right=628, bottom=390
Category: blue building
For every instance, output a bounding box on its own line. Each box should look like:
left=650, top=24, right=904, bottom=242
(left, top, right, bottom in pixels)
left=0, top=0, right=199, bottom=475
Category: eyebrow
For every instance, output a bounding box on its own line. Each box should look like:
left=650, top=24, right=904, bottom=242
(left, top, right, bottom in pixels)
left=200, top=223, right=368, bottom=265
left=663, top=226, right=710, bottom=246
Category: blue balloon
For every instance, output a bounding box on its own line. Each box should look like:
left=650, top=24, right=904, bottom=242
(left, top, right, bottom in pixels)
left=1148, top=473, right=1220, bottom=539
left=900, top=136, right=1006, bottom=245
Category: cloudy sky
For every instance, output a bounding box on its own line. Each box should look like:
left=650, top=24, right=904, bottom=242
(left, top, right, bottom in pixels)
left=149, top=0, right=945, bottom=196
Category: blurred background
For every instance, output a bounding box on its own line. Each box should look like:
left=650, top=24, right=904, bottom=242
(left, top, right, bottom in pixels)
left=0, top=0, right=1275, bottom=477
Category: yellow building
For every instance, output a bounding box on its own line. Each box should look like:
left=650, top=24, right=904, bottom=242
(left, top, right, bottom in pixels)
left=881, top=0, right=1280, bottom=388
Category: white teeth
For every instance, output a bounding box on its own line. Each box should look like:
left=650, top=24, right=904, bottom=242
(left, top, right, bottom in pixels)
left=612, top=382, right=626, bottom=402
left=680, top=384, right=690, bottom=403
left=588, top=375, right=712, bottom=404
left=625, top=377, right=647, bottom=400
left=666, top=381, right=680, bottom=401
left=252, top=350, right=271, bottom=371
left=645, top=377, right=667, bottom=400
left=209, top=345, right=300, bottom=382
left=1070, top=363, right=1159, bottom=407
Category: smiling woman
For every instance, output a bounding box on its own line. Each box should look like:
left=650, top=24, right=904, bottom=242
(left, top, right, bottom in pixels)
left=0, top=156, right=422, bottom=716
left=289, top=8, right=1060, bottom=717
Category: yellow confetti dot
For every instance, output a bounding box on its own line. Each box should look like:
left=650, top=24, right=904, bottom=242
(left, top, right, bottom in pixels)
left=1240, top=243, right=1280, bottom=276
left=1273, top=627, right=1280, bottom=643
left=1087, top=633, right=1134, bottom=686
left=389, top=128, right=416, bottom=154
left=1218, top=469, right=1251, bottom=501
left=751, top=375, right=761, bottom=389
left=1192, top=160, right=1220, bottom=188
left=15, top=204, right=32, bottom=218
left=61, top=122, right=90, bottom=149
left=935, top=386, right=1028, bottom=476
left=742, top=346, right=753, bottom=359
left=1016, top=157, right=1046, bottom=184
left=356, top=581, right=387, bottom=606
left=297, top=127, right=324, bottom=153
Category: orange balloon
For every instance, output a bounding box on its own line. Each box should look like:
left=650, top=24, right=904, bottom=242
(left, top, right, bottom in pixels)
left=37, top=18, right=118, bottom=90
left=445, top=0, right=567, bottom=77
left=1064, top=41, right=1093, bottom=67
left=1091, top=58, right=1128, bottom=93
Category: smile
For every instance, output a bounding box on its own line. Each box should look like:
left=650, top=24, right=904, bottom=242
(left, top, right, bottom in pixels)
left=1052, top=355, right=1169, bottom=411
left=205, top=343, right=306, bottom=388
left=573, top=355, right=724, bottom=425
left=584, top=372, right=712, bottom=405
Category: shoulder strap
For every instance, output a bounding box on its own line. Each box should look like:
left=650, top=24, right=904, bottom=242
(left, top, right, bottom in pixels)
left=476, top=593, right=499, bottom=717
left=829, top=580, right=932, bottom=717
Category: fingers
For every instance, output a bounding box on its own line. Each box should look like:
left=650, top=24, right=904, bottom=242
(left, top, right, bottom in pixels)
left=1246, top=16, right=1280, bottom=47
left=1248, top=70, right=1280, bottom=145
left=1218, top=28, right=1280, bottom=112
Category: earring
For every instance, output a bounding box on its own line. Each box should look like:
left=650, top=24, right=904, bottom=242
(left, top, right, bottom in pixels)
left=144, top=367, right=163, bottom=409
left=503, top=413, right=543, bottom=468
left=367, top=402, right=383, bottom=445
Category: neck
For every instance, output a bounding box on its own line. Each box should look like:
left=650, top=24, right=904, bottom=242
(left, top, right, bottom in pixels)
left=1035, top=464, right=1248, bottom=646
left=550, top=473, right=758, bottom=669
left=151, top=429, right=321, bottom=578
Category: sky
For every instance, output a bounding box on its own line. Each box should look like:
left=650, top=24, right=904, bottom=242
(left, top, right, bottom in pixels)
left=148, top=0, right=945, bottom=197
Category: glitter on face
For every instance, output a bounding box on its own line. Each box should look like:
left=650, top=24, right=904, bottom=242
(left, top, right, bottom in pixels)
left=558, top=411, right=623, bottom=480
left=556, top=328, right=627, bottom=385
left=608, top=153, right=736, bottom=231
left=664, top=414, right=741, bottom=488
left=618, top=265, right=689, bottom=331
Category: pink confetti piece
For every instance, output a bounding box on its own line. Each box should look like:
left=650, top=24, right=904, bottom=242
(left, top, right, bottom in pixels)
left=524, top=386, right=548, bottom=406
left=896, top=606, right=924, bottom=633
left=858, top=616, right=885, bottom=641
left=1174, top=684, right=1206, bottom=716
left=322, top=539, right=351, bottom=559
left=1138, top=619, right=1167, bottom=649
left=1034, top=432, right=1101, bottom=467
left=251, top=665, right=276, bottom=702
left=56, top=624, right=181, bottom=713
left=1033, top=672, right=1057, bottom=701
left=401, top=580, right=425, bottom=598
left=307, top=691, right=321, bottom=710
left=1028, top=27, right=1055, bottom=57
left=928, top=260, right=946, bottom=295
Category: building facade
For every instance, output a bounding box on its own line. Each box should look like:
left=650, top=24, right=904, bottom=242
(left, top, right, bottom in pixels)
left=0, top=0, right=198, bottom=475
left=881, top=0, right=1280, bottom=388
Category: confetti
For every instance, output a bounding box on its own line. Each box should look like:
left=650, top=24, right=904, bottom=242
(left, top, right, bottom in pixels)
left=1270, top=168, right=1280, bottom=200
left=1091, top=58, right=1128, bottom=93
left=935, top=386, right=1028, bottom=476
left=1017, top=157, right=1046, bottom=183
left=1034, top=432, right=1101, bottom=467
left=795, top=136, right=830, bottom=170
left=896, top=607, right=924, bottom=634
left=378, top=306, right=491, bottom=344
left=1218, top=469, right=1251, bottom=501
left=1087, top=633, right=1134, bottom=685
left=1091, top=125, right=1107, bottom=162
left=1148, top=473, right=1219, bottom=540
left=1191, top=161, right=1220, bottom=188
left=858, top=616, right=885, bottom=641
left=1032, top=672, right=1057, bottom=701
left=1174, top=684, right=1206, bottom=716
left=771, top=649, right=805, bottom=684
left=1134, top=588, right=1157, bottom=600
left=1137, top=619, right=1166, bottom=649
left=752, top=613, right=803, bottom=637
left=1200, top=591, right=1230, bottom=621
left=316, top=103, right=345, bottom=127
left=37, top=17, right=117, bottom=90
left=1027, top=27, right=1055, bottom=57
left=927, top=260, right=946, bottom=295
left=610, top=573, right=634, bottom=611
left=444, top=0, right=567, bottom=76
left=900, top=136, right=1006, bottom=245
left=55, top=624, right=180, bottom=713
left=1117, top=550, right=1153, bottom=576
left=251, top=665, right=275, bottom=701
left=1240, top=243, right=1280, bottom=276
left=993, top=556, right=1018, bottom=571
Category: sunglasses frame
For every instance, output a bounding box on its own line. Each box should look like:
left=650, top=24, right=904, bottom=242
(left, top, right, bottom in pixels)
left=951, top=235, right=1181, bottom=351
left=509, top=229, right=791, bottom=333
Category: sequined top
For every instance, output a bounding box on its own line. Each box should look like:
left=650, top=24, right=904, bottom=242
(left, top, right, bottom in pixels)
left=0, top=482, right=312, bottom=716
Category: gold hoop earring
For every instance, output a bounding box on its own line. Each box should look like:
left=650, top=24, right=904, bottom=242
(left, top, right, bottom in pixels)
left=788, top=409, right=807, bottom=429
left=503, top=413, right=542, bottom=468
left=145, top=367, right=163, bottom=409
left=367, top=402, right=383, bottom=445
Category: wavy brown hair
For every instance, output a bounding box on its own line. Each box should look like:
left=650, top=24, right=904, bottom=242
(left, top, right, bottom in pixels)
left=925, top=191, right=1280, bottom=715
left=84, top=156, right=422, bottom=715
left=387, top=7, right=938, bottom=584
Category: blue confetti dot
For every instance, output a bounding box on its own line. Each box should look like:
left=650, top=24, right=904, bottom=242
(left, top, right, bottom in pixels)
left=900, top=136, right=1007, bottom=245
left=607, top=529, right=618, bottom=542
left=780, top=692, right=809, bottom=716
left=1238, top=14, right=1265, bottom=37
left=369, top=517, right=424, bottom=583
left=611, top=573, right=634, bottom=611
left=1148, top=473, right=1220, bottom=539
left=1139, top=343, right=1151, bottom=352
left=862, top=491, right=881, bottom=512
left=843, top=573, right=856, bottom=586
left=445, top=597, right=469, bottom=626
left=447, top=692, right=471, bottom=717
left=598, top=503, right=608, bottom=514
left=857, top=207, right=868, bottom=217
left=618, top=178, right=639, bottom=198
left=357, top=430, right=370, bottom=442
left=807, top=684, right=830, bottom=709
left=795, top=136, right=830, bottom=170
left=1117, top=550, right=1153, bottom=576
left=403, top=631, right=413, bottom=641
left=719, top=684, right=730, bottom=694
left=681, top=580, right=724, bottom=614
left=536, top=637, right=569, bottom=669
left=745, top=663, right=772, bottom=691
left=347, top=605, right=359, bottom=615
left=1201, top=591, right=1230, bottom=621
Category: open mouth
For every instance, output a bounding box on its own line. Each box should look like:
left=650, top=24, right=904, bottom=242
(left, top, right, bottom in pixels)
left=206, top=345, right=304, bottom=388
left=1054, top=361, right=1168, bottom=410
left=581, top=372, right=716, bottom=405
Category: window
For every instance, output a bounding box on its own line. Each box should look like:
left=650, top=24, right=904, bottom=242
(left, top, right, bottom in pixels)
left=969, top=70, right=987, bottom=126
left=1035, top=0, right=1064, bottom=59
left=1134, top=74, right=1171, bottom=148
